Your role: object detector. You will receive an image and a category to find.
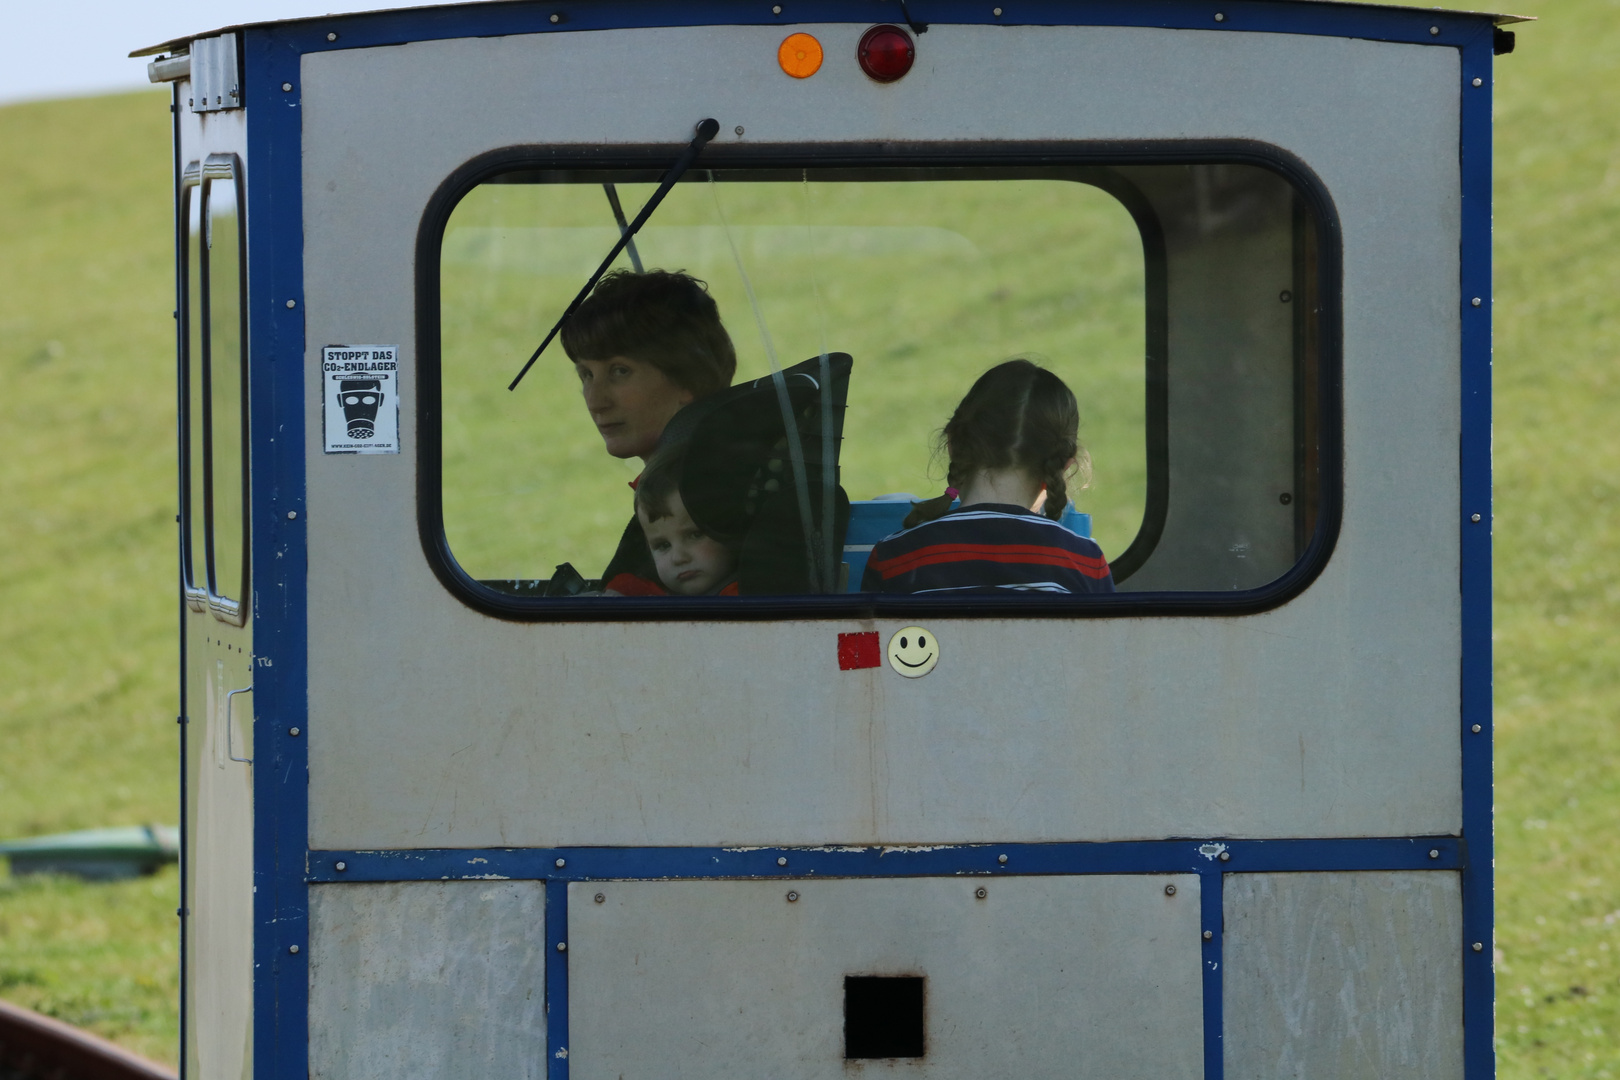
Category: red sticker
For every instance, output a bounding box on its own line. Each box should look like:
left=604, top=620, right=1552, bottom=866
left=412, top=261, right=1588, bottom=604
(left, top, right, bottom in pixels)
left=838, top=631, right=882, bottom=670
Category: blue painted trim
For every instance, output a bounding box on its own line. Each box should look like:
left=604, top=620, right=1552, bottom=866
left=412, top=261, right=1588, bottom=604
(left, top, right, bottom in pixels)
left=1457, top=25, right=1497, bottom=1080
left=245, top=0, right=1497, bottom=60
left=546, top=880, right=571, bottom=1080
left=306, top=837, right=1464, bottom=883
left=245, top=27, right=311, bottom=1080
left=1201, top=872, right=1223, bottom=1080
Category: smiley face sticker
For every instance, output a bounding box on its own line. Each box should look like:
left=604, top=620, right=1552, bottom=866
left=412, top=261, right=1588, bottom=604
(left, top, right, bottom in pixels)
left=887, top=626, right=939, bottom=678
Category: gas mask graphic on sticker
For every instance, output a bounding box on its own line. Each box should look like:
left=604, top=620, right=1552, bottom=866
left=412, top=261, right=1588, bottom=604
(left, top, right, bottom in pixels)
left=339, top=379, right=383, bottom=439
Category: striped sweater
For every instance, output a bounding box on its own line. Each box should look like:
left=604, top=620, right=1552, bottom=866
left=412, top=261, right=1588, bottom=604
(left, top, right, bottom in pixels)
left=861, top=503, right=1115, bottom=595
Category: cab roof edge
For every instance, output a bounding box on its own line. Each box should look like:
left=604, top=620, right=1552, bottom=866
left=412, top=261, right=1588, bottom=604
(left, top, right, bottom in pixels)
left=128, top=0, right=1531, bottom=57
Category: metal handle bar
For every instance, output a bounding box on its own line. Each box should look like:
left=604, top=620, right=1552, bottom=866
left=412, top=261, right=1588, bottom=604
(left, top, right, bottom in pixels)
left=225, top=686, right=253, bottom=765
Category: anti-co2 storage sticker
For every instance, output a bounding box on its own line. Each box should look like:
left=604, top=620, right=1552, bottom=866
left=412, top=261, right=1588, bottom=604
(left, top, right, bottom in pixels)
left=323, top=345, right=400, bottom=454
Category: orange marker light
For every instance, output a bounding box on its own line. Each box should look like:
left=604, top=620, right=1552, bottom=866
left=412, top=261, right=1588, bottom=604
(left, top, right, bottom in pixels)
left=778, top=32, right=824, bottom=78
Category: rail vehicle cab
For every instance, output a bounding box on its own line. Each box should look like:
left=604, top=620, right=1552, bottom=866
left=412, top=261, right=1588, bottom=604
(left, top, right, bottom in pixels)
left=142, top=2, right=1512, bottom=1077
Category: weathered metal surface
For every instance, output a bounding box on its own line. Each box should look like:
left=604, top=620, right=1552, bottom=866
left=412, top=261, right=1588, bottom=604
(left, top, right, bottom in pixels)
left=301, top=25, right=1462, bottom=851
left=567, top=875, right=1203, bottom=1078
left=1223, top=871, right=1465, bottom=1079
left=308, top=882, right=547, bottom=1080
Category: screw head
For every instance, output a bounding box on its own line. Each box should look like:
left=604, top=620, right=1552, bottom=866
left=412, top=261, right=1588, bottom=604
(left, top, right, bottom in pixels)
left=1214, top=12, right=1225, bottom=22
left=1472, top=77, right=1483, bottom=87
left=335, top=861, right=347, bottom=871
left=1472, top=723, right=1482, bottom=733
left=773, top=4, right=783, bottom=12
left=594, top=892, right=605, bottom=903
left=289, top=726, right=300, bottom=736
left=289, top=945, right=300, bottom=954
left=997, top=853, right=1009, bottom=864
left=1471, top=513, right=1482, bottom=523
left=1165, top=883, right=1177, bottom=896
left=1219, top=851, right=1231, bottom=862
left=975, top=886, right=988, bottom=899
left=1429, top=25, right=1440, bottom=35
left=555, top=858, right=566, bottom=869
left=735, top=125, right=745, bottom=136
left=1279, top=492, right=1293, bottom=505
left=287, top=510, right=298, bottom=520
left=1203, top=929, right=1214, bottom=940
left=992, top=6, right=1003, bottom=14
left=1428, top=849, right=1440, bottom=859
left=550, top=12, right=560, bottom=22
left=282, top=82, right=294, bottom=92
left=776, top=856, right=788, bottom=867
left=556, top=941, right=567, bottom=952
left=1472, top=297, right=1483, bottom=307
left=285, top=299, right=297, bottom=309
left=1472, top=941, right=1484, bottom=952
left=327, top=31, right=338, bottom=41
left=786, top=890, right=800, bottom=902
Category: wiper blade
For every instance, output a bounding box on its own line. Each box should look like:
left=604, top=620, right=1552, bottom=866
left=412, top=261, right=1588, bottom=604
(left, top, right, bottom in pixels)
left=508, top=117, right=721, bottom=391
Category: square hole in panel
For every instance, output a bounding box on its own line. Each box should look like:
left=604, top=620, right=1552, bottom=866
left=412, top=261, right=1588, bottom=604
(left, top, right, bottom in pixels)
left=844, top=975, right=925, bottom=1059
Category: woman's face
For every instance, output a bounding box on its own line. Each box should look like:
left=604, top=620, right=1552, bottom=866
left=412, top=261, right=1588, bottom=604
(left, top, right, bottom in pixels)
left=575, top=355, right=694, bottom=461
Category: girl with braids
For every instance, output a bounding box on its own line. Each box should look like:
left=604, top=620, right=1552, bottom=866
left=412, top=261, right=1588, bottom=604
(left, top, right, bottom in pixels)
left=860, top=359, right=1115, bottom=595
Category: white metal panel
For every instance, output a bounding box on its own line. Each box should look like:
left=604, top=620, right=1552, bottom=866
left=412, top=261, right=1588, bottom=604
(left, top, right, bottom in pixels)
left=307, top=881, right=548, bottom=1080
left=567, top=875, right=1203, bottom=1079
left=1222, top=871, right=1465, bottom=1079
left=300, top=24, right=1461, bottom=849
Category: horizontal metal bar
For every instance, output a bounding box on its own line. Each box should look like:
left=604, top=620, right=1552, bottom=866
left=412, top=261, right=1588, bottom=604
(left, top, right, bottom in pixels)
left=306, top=836, right=1464, bottom=884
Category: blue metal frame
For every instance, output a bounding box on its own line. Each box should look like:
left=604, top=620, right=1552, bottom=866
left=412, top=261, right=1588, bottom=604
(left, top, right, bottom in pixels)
left=229, top=3, right=1499, bottom=1079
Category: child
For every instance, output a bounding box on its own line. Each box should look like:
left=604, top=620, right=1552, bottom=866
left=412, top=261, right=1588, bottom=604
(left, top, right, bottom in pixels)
left=861, top=359, right=1116, bottom=595
left=633, top=441, right=740, bottom=596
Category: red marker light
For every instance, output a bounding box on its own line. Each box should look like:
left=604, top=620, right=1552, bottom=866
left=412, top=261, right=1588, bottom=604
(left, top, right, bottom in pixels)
left=858, top=24, right=915, bottom=82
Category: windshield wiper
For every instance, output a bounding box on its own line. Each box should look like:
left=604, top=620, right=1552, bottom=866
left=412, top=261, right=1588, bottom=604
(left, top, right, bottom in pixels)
left=508, top=117, right=721, bottom=391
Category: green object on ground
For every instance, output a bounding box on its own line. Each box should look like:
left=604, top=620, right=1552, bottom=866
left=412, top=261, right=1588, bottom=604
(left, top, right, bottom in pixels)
left=0, top=826, right=179, bottom=881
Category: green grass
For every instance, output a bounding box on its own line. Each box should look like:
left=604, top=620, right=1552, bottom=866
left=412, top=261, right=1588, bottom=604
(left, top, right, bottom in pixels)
left=2, top=2, right=1620, bottom=1072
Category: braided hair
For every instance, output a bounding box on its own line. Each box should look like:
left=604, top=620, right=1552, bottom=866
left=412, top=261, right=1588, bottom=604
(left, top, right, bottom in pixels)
left=904, top=359, right=1089, bottom=529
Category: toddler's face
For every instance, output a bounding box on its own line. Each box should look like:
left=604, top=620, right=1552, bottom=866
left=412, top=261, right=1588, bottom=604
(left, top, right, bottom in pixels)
left=638, top=493, right=737, bottom=596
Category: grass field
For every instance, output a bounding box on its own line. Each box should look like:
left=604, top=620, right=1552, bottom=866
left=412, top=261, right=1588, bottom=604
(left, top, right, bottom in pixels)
left=1, top=2, right=1618, bottom=1072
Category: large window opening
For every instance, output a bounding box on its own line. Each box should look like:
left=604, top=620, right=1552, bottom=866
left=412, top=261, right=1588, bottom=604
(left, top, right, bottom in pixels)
left=425, top=155, right=1335, bottom=615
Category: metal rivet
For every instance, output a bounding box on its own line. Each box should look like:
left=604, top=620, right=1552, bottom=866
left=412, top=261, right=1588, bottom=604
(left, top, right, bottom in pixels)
left=287, top=510, right=298, bottom=520
left=1472, top=941, right=1484, bottom=952
left=773, top=4, right=783, bottom=12
left=1214, top=12, right=1225, bottom=21
left=289, top=727, right=300, bottom=736
left=786, top=890, right=800, bottom=902
left=557, top=942, right=567, bottom=952
left=555, top=858, right=566, bottom=868
left=281, top=82, right=293, bottom=92
left=997, top=854, right=1009, bottom=864
left=327, top=32, right=338, bottom=41
left=1471, top=513, right=1482, bottom=523
left=1430, top=25, right=1440, bottom=35
left=285, top=299, right=297, bottom=309
left=777, top=856, right=788, bottom=866
left=1219, top=851, right=1231, bottom=862
left=1472, top=77, right=1483, bottom=87
left=992, top=6, right=1003, bottom=14
left=975, top=887, right=988, bottom=899
left=289, top=945, right=300, bottom=954
left=335, top=861, right=347, bottom=871
left=1203, top=930, right=1214, bottom=940
left=1279, top=289, right=1292, bottom=303
left=550, top=13, right=561, bottom=22
left=1279, top=492, right=1293, bottom=505
left=1165, top=884, right=1177, bottom=896
left=735, top=125, right=745, bottom=136
left=1472, top=724, right=1482, bottom=733
left=1428, top=849, right=1440, bottom=859
left=594, top=893, right=605, bottom=903
left=1472, top=297, right=1482, bottom=307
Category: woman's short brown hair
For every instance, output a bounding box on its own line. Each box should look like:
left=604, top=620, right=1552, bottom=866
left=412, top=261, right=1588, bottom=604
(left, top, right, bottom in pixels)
left=561, top=269, right=737, bottom=400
